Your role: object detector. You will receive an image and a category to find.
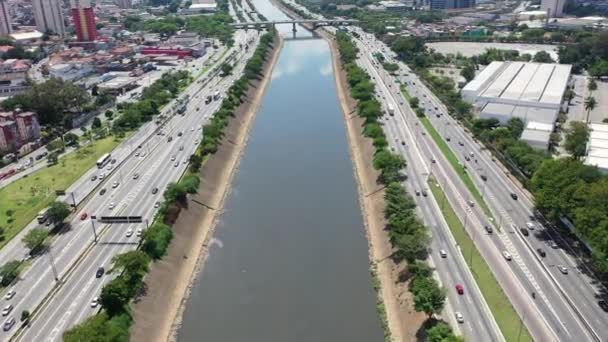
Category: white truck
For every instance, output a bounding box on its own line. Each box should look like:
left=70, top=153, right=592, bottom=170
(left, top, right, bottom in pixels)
left=388, top=104, right=395, bottom=116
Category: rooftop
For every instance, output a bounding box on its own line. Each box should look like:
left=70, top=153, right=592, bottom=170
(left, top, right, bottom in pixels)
left=586, top=123, right=608, bottom=171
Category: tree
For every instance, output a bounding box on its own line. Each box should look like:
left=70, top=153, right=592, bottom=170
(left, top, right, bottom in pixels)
left=584, top=96, right=597, bottom=122
left=91, top=117, right=102, bottom=129
left=426, top=321, right=463, bottom=342
left=532, top=50, right=554, bottom=63
left=104, top=110, right=114, bottom=120
left=47, top=152, right=59, bottom=165
left=99, top=278, right=131, bottom=316
left=410, top=97, right=419, bottom=108
left=460, top=63, right=475, bottom=82
left=20, top=310, right=30, bottom=322
left=393, top=228, right=430, bottom=262
left=111, top=251, right=149, bottom=286
left=588, top=78, right=597, bottom=92
left=565, top=121, right=590, bottom=159
left=220, top=62, right=233, bottom=76
left=47, top=201, right=71, bottom=224
left=63, top=132, right=79, bottom=147
left=22, top=228, right=49, bottom=254
left=411, top=276, right=446, bottom=318
left=0, top=260, right=21, bottom=286
left=141, top=223, right=173, bottom=260
left=373, top=150, right=406, bottom=183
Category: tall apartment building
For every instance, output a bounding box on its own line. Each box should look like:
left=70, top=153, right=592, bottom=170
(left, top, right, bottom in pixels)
left=117, top=0, right=132, bottom=9
left=32, top=0, right=66, bottom=36
left=0, top=110, right=40, bottom=152
left=71, top=0, right=97, bottom=42
left=0, top=0, right=11, bottom=36
left=541, top=0, right=564, bottom=17
left=431, top=0, right=474, bottom=9
left=0, top=59, right=31, bottom=97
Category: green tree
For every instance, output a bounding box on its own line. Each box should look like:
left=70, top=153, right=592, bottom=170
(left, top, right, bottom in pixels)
left=588, top=78, right=597, bottom=92
left=373, top=150, right=406, bottom=183
left=584, top=96, right=597, bottom=122
left=220, top=62, right=233, bottom=76
left=410, top=276, right=446, bottom=318
left=565, top=121, right=590, bottom=159
left=410, top=97, right=419, bottom=108
left=20, top=310, right=30, bottom=322
left=22, top=228, right=49, bottom=254
left=104, top=110, right=114, bottom=120
left=47, top=201, right=71, bottom=224
left=532, top=50, right=554, bottom=63
left=99, top=277, right=131, bottom=316
left=426, top=321, right=463, bottom=342
left=91, top=117, right=102, bottom=129
left=142, top=223, right=173, bottom=260
left=63, top=132, right=79, bottom=147
left=393, top=228, right=430, bottom=262
left=0, top=260, right=21, bottom=286
left=460, top=63, right=475, bottom=82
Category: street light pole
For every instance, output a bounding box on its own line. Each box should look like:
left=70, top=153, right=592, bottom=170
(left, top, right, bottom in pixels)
left=91, top=220, right=98, bottom=243
left=46, top=247, right=59, bottom=281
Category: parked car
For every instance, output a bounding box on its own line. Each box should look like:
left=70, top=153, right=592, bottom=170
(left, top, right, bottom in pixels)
left=152, top=187, right=159, bottom=195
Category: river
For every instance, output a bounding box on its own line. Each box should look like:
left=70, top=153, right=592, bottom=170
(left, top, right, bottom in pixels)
left=177, top=1, right=384, bottom=341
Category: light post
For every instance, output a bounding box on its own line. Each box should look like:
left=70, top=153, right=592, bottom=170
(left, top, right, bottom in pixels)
left=46, top=246, right=59, bottom=281
left=91, top=219, right=98, bottom=243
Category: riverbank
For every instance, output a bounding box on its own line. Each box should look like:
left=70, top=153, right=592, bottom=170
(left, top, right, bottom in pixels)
left=129, top=34, right=284, bottom=342
left=324, top=31, right=427, bottom=340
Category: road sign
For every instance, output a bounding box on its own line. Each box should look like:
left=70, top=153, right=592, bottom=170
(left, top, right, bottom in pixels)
left=98, top=216, right=143, bottom=224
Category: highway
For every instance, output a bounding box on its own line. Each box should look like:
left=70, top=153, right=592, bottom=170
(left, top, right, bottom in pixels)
left=350, top=27, right=605, bottom=341
left=0, top=28, right=261, bottom=341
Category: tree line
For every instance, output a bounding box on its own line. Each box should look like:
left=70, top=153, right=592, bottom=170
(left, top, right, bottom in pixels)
left=63, top=30, right=277, bottom=341
left=336, top=31, right=461, bottom=341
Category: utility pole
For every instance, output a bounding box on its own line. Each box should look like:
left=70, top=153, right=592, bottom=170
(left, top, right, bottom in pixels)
left=70, top=192, right=77, bottom=209
left=47, top=247, right=59, bottom=281
left=91, top=220, right=98, bottom=243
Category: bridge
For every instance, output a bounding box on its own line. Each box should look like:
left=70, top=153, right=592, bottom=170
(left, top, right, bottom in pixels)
left=230, top=19, right=358, bottom=31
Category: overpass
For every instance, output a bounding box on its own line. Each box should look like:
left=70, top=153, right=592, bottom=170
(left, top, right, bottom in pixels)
left=230, top=19, right=358, bottom=31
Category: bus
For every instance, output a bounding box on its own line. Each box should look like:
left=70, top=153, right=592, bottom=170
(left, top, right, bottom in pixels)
left=96, top=153, right=111, bottom=169
left=37, top=208, right=49, bottom=224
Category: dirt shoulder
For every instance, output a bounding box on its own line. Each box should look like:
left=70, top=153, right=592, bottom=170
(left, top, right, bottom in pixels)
left=322, top=27, right=427, bottom=342
left=129, top=35, right=284, bottom=342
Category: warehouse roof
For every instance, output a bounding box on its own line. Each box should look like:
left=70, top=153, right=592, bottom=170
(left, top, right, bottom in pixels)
left=462, top=61, right=504, bottom=95
left=585, top=123, right=608, bottom=172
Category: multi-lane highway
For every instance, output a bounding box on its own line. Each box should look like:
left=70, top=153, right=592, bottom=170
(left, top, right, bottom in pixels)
left=0, top=28, right=261, bottom=341
left=350, top=27, right=608, bottom=341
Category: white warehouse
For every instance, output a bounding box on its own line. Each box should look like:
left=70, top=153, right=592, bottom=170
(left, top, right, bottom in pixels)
left=585, top=123, right=608, bottom=173
left=462, top=61, right=572, bottom=150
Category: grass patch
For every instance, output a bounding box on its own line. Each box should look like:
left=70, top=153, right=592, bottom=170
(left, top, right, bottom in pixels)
left=400, top=85, right=412, bottom=102
left=0, top=136, right=121, bottom=249
left=428, top=177, right=533, bottom=342
left=418, top=115, right=493, bottom=219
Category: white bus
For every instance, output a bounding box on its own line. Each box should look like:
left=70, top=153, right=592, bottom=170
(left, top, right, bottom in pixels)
left=388, top=104, right=395, bottom=116
left=96, top=153, right=111, bottom=169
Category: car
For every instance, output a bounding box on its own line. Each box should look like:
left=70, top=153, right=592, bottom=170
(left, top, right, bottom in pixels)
left=549, top=241, right=558, bottom=249
left=179, top=145, right=184, bottom=151
left=525, top=222, right=535, bottom=230
left=480, top=175, right=487, bottom=181
left=137, top=228, right=143, bottom=237
left=106, top=164, right=113, bottom=171
left=455, top=284, right=464, bottom=295
left=421, top=190, right=428, bottom=197
left=152, top=187, right=159, bottom=195
left=510, top=193, right=518, bottom=200
left=415, top=189, right=421, bottom=196
left=174, top=161, right=179, bottom=167
left=598, top=300, right=608, bottom=312
left=464, top=156, right=470, bottom=161
left=3, top=317, right=14, bottom=331
left=4, top=289, right=15, bottom=300
left=177, top=131, right=183, bottom=137
left=520, top=228, right=529, bottom=236
left=467, top=200, right=474, bottom=207
left=421, top=131, right=426, bottom=136
left=45, top=220, right=52, bottom=227
left=96, top=267, right=105, bottom=278
left=154, top=201, right=160, bottom=208
left=171, top=155, right=176, bottom=161
left=455, top=312, right=464, bottom=323
left=99, top=188, right=106, bottom=196
left=112, top=181, right=119, bottom=188
left=133, top=173, right=139, bottom=180
left=90, top=175, right=97, bottom=181
left=537, top=248, right=546, bottom=257
left=90, top=297, right=99, bottom=308
left=484, top=225, right=493, bottom=234
left=401, top=141, right=405, bottom=146
left=135, top=152, right=140, bottom=157
left=111, top=159, right=117, bottom=164
left=458, top=141, right=464, bottom=146
left=99, top=173, right=105, bottom=180
left=80, top=212, right=88, bottom=221
left=431, top=158, right=436, bottom=163
left=439, top=250, right=447, bottom=258
left=126, top=229, right=133, bottom=237
left=502, top=251, right=512, bottom=261
left=168, top=136, right=173, bottom=142
left=558, top=265, right=568, bottom=274
left=446, top=137, right=451, bottom=142
left=108, top=202, right=115, bottom=210
left=1, top=305, right=12, bottom=316
left=196, top=107, right=200, bottom=111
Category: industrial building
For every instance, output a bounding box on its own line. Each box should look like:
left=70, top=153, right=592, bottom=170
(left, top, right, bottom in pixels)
left=462, top=61, right=572, bottom=150
left=585, top=123, right=608, bottom=173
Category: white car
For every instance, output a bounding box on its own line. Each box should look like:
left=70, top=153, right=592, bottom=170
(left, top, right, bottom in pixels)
left=558, top=265, right=568, bottom=274
left=4, top=289, right=15, bottom=300
left=133, top=173, right=139, bottom=180
left=136, top=228, right=143, bottom=237
left=109, top=202, right=115, bottom=210
left=99, top=173, right=105, bottom=180
left=90, top=297, right=98, bottom=308
left=0, top=305, right=12, bottom=317
left=126, top=229, right=133, bottom=237
left=112, top=181, right=119, bottom=188
left=502, top=251, right=512, bottom=261
left=171, top=155, right=176, bottom=161
left=174, top=161, right=179, bottom=167
left=154, top=201, right=160, bottom=208
left=439, top=250, right=447, bottom=258
left=526, top=222, right=535, bottom=230
left=455, top=312, right=464, bottom=323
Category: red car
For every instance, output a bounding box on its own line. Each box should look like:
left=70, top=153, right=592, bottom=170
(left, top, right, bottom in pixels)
left=80, top=212, right=88, bottom=220
left=456, top=284, right=464, bottom=295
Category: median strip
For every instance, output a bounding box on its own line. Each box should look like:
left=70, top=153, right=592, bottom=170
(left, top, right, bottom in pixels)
left=427, top=177, right=533, bottom=342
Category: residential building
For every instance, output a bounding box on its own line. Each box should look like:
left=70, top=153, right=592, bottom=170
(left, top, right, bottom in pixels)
left=0, top=0, right=11, bottom=36
left=15, top=111, right=40, bottom=142
left=32, top=0, right=66, bottom=37
left=49, top=63, right=94, bottom=81
left=71, top=0, right=97, bottom=42
left=0, top=110, right=41, bottom=152
left=117, top=0, right=132, bottom=9
left=431, top=0, right=474, bottom=9
left=0, top=59, right=31, bottom=97
left=0, top=120, right=18, bottom=152
left=541, top=0, right=564, bottom=17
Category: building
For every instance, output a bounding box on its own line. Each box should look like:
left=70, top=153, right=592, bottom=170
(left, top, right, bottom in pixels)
left=117, top=0, right=132, bottom=9
left=541, top=0, right=564, bottom=18
left=431, top=0, right=474, bottom=9
left=0, top=0, right=12, bottom=36
left=32, top=0, right=66, bottom=37
left=585, top=123, right=608, bottom=173
left=0, top=110, right=40, bottom=152
left=462, top=61, right=572, bottom=149
left=0, top=59, right=31, bottom=97
left=71, top=0, right=97, bottom=42
left=49, top=63, right=94, bottom=81
left=140, top=46, right=195, bottom=59
left=169, top=32, right=200, bottom=46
